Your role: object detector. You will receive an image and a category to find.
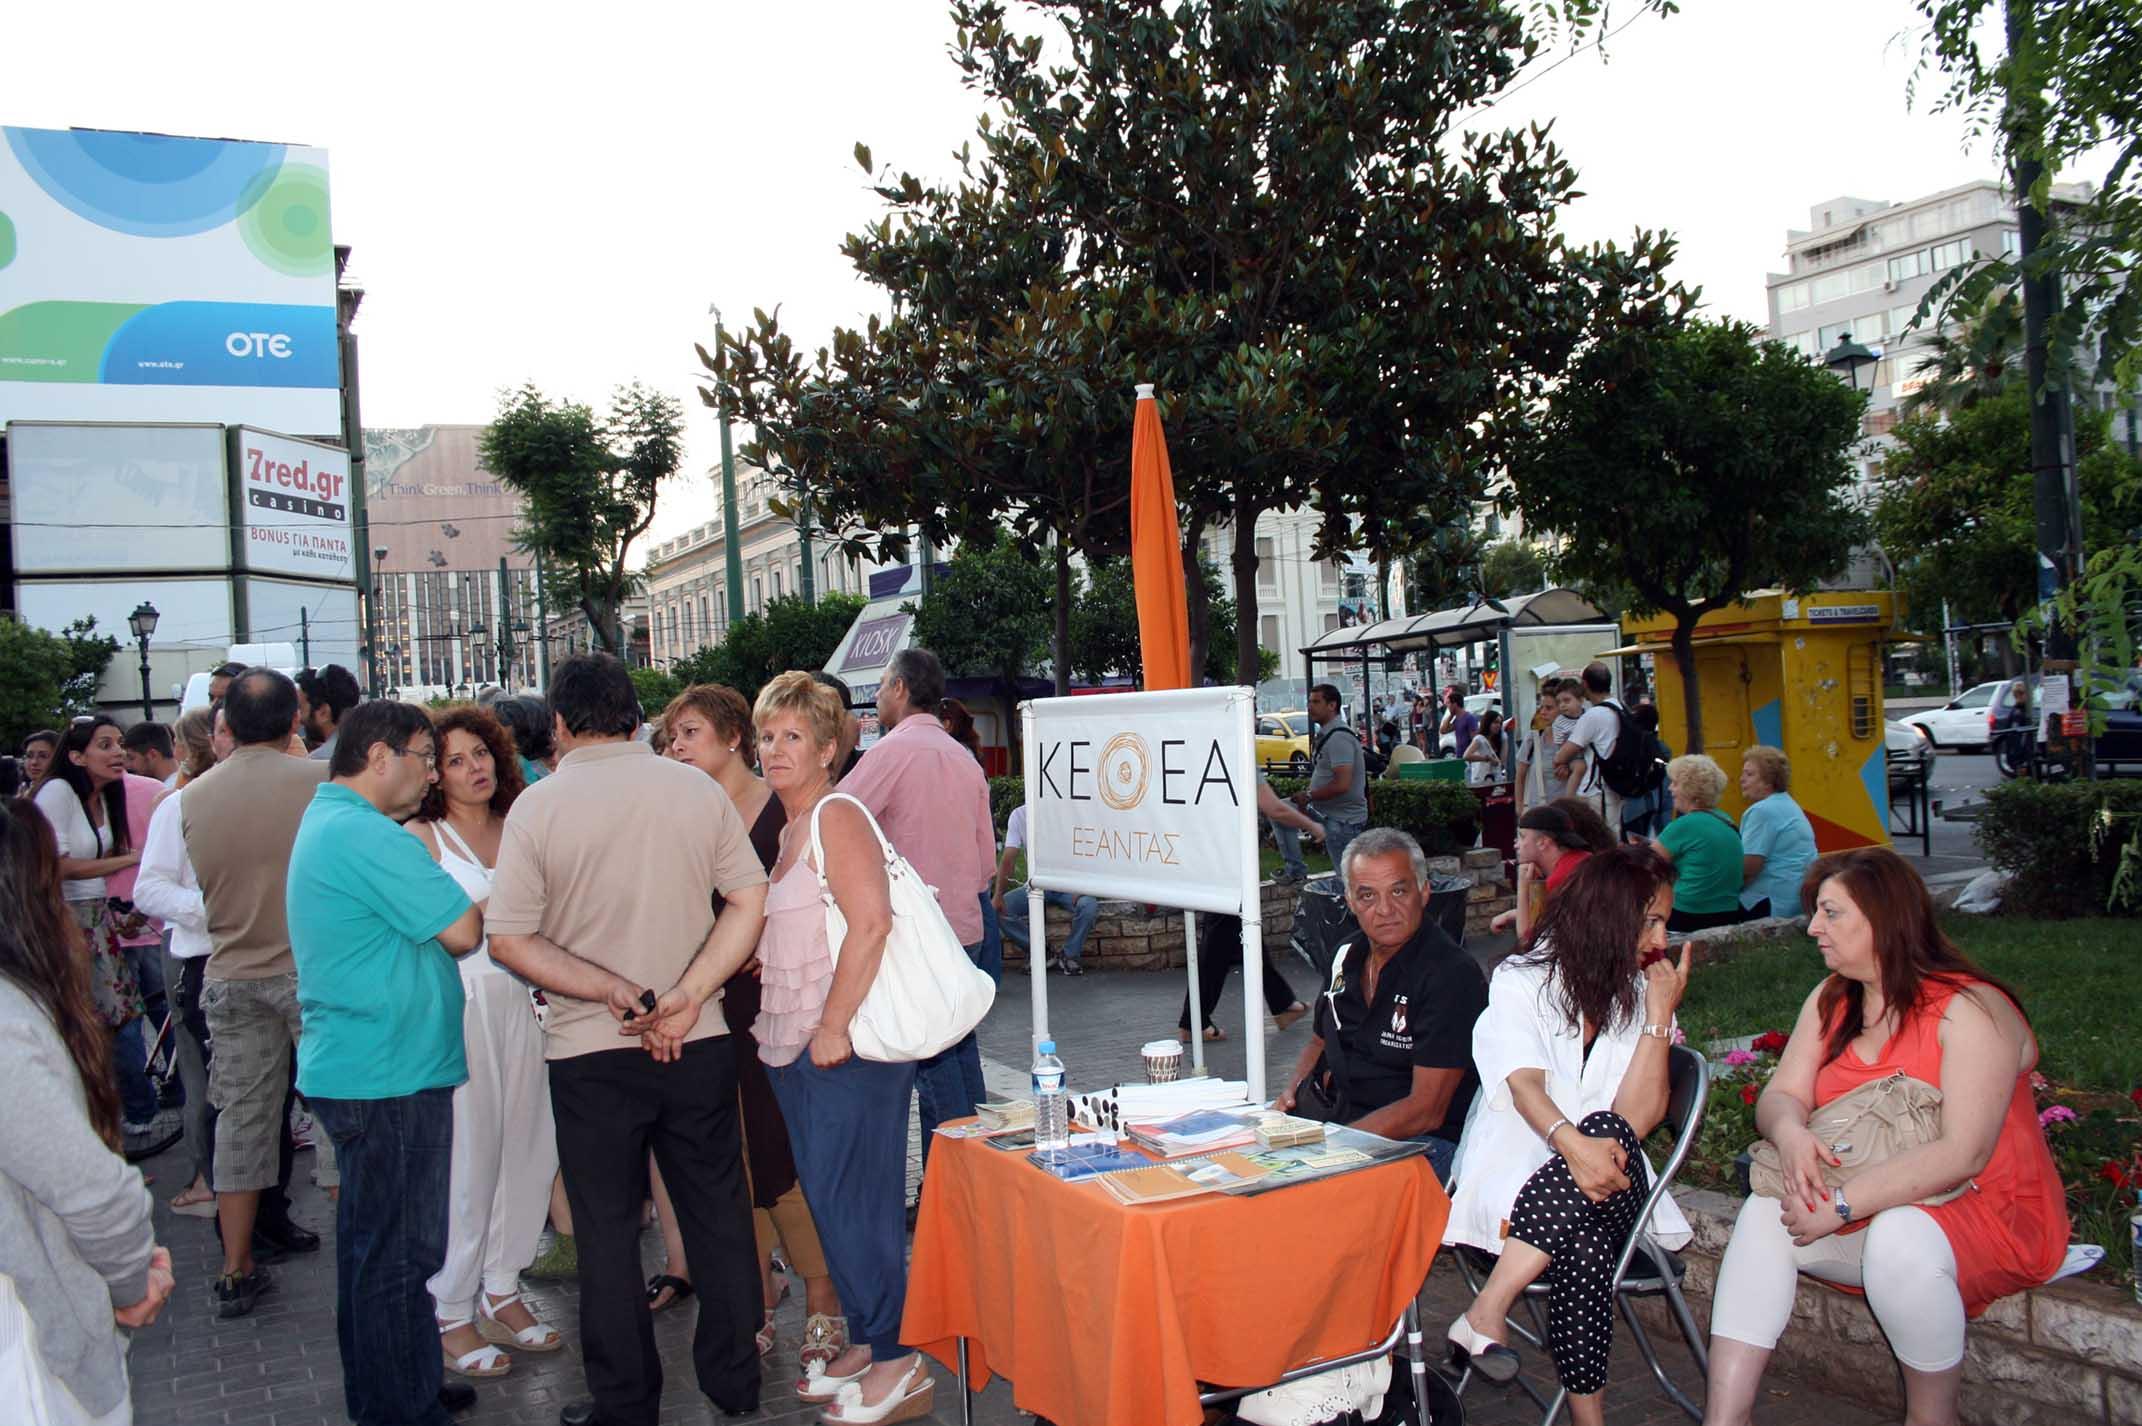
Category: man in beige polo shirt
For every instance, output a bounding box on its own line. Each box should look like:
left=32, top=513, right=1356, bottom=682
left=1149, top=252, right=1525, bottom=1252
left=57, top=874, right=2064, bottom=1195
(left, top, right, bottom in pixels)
left=181, top=667, right=329, bottom=1319
left=488, top=654, right=768, bottom=1426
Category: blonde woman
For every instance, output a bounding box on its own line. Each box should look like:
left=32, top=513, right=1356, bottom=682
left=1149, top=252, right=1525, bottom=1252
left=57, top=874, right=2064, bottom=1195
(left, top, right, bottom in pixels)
left=656, top=685, right=848, bottom=1370
left=1649, top=754, right=1747, bottom=932
left=750, top=672, right=928, bottom=1423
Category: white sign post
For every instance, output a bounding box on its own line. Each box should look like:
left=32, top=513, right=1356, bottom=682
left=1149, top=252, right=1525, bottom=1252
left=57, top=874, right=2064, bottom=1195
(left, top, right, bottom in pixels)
left=1018, top=686, right=1268, bottom=1101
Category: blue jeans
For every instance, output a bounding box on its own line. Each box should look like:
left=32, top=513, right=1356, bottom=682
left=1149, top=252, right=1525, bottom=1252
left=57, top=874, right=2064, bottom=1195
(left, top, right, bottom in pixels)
left=913, top=924, right=991, bottom=1169
left=1415, top=1133, right=1458, bottom=1184
left=309, top=1088, right=455, bottom=1426
left=998, top=887, right=1099, bottom=964
left=113, top=1016, right=160, bottom=1124
left=1322, top=817, right=1366, bottom=884
left=1273, top=821, right=1310, bottom=879
left=767, top=1055, right=918, bottom=1360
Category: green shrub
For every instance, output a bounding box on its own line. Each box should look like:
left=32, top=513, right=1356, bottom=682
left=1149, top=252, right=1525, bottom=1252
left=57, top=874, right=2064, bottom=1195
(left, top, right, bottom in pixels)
left=1974, top=780, right=2142, bottom=918
left=985, top=772, right=1481, bottom=856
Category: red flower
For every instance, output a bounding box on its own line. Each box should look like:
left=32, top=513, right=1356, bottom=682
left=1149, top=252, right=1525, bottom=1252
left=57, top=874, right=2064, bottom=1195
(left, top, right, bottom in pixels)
left=2130, top=1086, right=2142, bottom=1112
left=1740, top=1084, right=1759, bottom=1106
left=1752, top=1031, right=1790, bottom=1055
left=2101, top=1161, right=2133, bottom=1189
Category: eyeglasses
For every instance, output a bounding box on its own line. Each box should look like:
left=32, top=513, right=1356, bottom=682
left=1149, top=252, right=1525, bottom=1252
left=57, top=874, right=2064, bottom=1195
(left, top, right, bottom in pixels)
left=399, top=748, right=438, bottom=771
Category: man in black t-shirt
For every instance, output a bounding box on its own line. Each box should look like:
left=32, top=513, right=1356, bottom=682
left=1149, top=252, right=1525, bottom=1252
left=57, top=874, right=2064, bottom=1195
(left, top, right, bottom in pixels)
left=1275, top=827, right=1487, bottom=1181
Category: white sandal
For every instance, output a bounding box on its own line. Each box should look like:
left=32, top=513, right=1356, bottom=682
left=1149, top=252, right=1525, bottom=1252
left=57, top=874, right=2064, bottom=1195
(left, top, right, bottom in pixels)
left=822, top=1355, right=934, bottom=1424
left=439, top=1319, right=511, bottom=1379
left=797, top=1354, right=870, bottom=1403
left=477, top=1291, right=562, bottom=1352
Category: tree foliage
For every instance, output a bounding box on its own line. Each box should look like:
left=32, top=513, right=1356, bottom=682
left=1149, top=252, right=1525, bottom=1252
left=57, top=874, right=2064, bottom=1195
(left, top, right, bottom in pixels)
left=707, top=0, right=1688, bottom=686
left=1480, top=540, right=1549, bottom=599
left=1509, top=318, right=1869, bottom=752
left=1069, top=556, right=1272, bottom=686
left=481, top=383, right=684, bottom=656
left=668, top=593, right=867, bottom=708
left=1910, top=0, right=2142, bottom=386
left=908, top=532, right=1053, bottom=691
left=1874, top=387, right=2142, bottom=627
left=0, top=615, right=117, bottom=751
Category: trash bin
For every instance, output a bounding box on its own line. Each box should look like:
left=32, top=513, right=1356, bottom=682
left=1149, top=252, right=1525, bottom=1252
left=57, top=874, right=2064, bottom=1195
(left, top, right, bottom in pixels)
left=1288, top=873, right=1473, bottom=982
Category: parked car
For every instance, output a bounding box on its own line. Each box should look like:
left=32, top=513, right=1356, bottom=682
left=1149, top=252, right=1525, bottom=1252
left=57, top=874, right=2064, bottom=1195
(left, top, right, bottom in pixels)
left=1901, top=680, right=2003, bottom=751
left=1255, top=710, right=1313, bottom=774
left=1988, top=673, right=2142, bottom=777
left=1886, top=719, right=1938, bottom=789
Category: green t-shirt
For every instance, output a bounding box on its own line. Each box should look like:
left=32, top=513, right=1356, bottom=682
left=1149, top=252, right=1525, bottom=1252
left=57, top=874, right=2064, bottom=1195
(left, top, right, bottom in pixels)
left=1658, top=808, right=1743, bottom=915
left=289, top=784, right=472, bottom=1100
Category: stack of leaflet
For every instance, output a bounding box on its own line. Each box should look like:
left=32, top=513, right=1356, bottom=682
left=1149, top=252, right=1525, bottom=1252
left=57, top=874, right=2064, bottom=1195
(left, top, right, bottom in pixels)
left=1124, top=1108, right=1260, bottom=1159
left=1253, top=1113, right=1328, bottom=1148
left=1070, top=1077, right=1250, bottom=1131
left=976, top=1098, right=1034, bottom=1133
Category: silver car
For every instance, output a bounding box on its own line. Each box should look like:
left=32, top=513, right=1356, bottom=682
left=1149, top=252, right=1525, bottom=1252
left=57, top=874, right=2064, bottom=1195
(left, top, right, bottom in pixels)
left=1886, top=718, right=1938, bottom=788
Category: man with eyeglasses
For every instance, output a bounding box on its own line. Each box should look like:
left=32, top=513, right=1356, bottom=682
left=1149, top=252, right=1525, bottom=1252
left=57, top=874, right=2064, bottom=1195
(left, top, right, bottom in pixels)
left=180, top=667, right=330, bottom=1319
left=289, top=700, right=485, bottom=1426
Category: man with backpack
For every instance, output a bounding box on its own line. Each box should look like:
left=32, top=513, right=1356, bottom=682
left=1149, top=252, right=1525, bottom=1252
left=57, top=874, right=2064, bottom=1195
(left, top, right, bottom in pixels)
left=1552, top=662, right=1663, bottom=842
left=1290, top=683, right=1369, bottom=876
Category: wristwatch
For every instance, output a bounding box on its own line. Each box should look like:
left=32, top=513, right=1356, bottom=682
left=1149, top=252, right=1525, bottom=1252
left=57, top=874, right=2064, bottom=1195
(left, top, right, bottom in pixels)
left=1831, top=1186, right=1853, bottom=1224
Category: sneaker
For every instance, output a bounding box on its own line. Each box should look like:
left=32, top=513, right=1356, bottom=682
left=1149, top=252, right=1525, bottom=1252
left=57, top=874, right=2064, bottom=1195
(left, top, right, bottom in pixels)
left=214, top=1265, right=274, bottom=1319
left=1059, top=960, right=1085, bottom=976
left=1273, top=868, right=1308, bottom=886
left=289, top=1108, right=316, bottom=1152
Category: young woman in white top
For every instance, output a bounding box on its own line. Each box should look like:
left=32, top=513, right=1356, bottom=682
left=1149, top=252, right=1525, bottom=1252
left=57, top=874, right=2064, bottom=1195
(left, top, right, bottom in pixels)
left=405, top=705, right=561, bottom=1378
left=32, top=718, right=145, bottom=1042
left=1443, top=844, right=1692, bottom=1426
left=1463, top=711, right=1506, bottom=787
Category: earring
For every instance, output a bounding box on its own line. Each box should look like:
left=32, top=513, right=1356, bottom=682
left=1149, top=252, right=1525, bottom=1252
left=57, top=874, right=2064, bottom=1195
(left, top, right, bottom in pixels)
left=728, top=746, right=737, bottom=754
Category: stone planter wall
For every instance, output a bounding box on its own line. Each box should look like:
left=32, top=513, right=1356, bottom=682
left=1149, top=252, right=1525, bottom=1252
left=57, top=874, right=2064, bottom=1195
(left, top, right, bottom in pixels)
left=999, top=851, right=1513, bottom=972
left=1633, top=1188, right=2142, bottom=1425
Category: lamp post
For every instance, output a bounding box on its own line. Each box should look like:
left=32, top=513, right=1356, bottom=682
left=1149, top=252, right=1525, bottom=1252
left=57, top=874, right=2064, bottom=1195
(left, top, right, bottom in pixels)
left=126, top=602, right=159, bottom=722
left=369, top=547, right=389, bottom=696
left=1823, top=332, right=1878, bottom=392
left=466, top=621, right=488, bottom=689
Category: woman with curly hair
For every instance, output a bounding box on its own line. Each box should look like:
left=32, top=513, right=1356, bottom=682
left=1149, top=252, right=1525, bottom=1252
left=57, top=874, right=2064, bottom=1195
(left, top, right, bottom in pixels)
left=0, top=799, right=172, bottom=1424
left=1443, top=845, right=1694, bottom=1426
left=405, top=705, right=561, bottom=1378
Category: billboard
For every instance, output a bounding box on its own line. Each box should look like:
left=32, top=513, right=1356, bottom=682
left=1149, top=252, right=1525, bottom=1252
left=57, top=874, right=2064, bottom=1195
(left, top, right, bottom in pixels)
left=363, top=425, right=530, bottom=570
left=6, top=421, right=231, bottom=573
left=233, top=427, right=352, bottom=580
left=0, top=126, right=339, bottom=432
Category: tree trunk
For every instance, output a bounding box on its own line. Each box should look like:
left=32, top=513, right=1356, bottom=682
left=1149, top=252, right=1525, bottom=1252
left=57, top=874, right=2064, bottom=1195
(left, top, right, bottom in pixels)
left=1053, top=538, right=1072, bottom=696
left=1232, top=494, right=1262, bottom=688
left=1672, top=612, right=1703, bottom=754
left=1182, top=518, right=1211, bottom=684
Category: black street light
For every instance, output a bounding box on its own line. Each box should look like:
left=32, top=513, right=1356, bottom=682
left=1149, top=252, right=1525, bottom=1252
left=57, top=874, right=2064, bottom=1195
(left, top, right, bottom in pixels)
left=126, top=601, right=160, bottom=721
left=1824, top=332, right=1879, bottom=391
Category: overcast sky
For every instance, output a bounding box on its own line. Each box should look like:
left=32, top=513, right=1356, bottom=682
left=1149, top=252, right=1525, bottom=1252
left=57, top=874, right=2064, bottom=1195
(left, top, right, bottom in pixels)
left=10, top=0, right=2072, bottom=550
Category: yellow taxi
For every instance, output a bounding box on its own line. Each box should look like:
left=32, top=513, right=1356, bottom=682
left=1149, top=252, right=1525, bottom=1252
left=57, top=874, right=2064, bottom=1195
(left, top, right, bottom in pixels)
left=1255, top=709, right=1313, bottom=774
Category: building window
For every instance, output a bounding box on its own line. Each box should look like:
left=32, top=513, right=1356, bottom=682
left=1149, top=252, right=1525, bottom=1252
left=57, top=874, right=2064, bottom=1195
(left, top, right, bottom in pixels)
left=1260, top=614, right=1280, bottom=651
left=1321, top=560, right=1343, bottom=594
left=1323, top=612, right=1340, bottom=633
left=1255, top=536, right=1277, bottom=591
left=773, top=569, right=783, bottom=600
left=2001, top=228, right=2022, bottom=256
left=753, top=577, right=763, bottom=612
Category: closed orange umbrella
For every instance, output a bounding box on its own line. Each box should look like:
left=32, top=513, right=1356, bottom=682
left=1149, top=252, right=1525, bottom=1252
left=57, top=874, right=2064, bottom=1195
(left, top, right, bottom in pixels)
left=1131, top=383, right=1191, bottom=690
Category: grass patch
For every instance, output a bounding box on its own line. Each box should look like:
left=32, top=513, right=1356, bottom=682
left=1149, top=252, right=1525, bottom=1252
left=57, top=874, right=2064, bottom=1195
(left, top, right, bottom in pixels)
left=1679, top=914, right=2142, bottom=1092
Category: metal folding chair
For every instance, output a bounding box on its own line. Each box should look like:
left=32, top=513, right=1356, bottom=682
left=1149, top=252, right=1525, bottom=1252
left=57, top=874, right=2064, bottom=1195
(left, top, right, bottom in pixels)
left=1448, top=1045, right=1712, bottom=1423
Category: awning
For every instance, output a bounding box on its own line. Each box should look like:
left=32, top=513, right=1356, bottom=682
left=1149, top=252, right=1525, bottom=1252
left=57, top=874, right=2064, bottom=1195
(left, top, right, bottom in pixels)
left=1300, top=588, right=1607, bottom=657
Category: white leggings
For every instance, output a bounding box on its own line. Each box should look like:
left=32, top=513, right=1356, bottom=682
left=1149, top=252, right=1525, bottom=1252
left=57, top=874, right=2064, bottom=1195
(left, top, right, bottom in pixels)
left=1709, top=1194, right=1966, bottom=1372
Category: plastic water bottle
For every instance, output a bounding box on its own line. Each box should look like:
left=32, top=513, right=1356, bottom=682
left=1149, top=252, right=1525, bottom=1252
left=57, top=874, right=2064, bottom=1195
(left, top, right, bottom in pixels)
left=1032, top=1040, right=1070, bottom=1153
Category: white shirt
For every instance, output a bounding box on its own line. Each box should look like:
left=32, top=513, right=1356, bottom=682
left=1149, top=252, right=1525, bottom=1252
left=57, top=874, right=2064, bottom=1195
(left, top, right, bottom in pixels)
left=32, top=779, right=110, bottom=903
left=1566, top=699, right=1622, bottom=797
left=1444, top=956, right=1690, bottom=1254
left=133, top=788, right=210, bottom=959
left=1003, top=804, right=1029, bottom=853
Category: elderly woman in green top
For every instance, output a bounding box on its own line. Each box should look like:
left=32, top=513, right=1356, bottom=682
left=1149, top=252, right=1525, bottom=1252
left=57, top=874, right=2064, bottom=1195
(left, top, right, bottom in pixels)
left=1650, top=754, right=1749, bottom=933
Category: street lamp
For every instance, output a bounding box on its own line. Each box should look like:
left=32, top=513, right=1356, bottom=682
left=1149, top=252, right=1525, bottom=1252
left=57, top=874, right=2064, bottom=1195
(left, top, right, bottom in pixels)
left=126, top=601, right=159, bottom=721
left=1824, top=332, right=1878, bottom=391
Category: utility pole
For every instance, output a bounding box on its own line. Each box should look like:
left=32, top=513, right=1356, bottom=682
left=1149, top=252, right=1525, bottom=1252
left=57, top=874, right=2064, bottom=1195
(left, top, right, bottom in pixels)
left=798, top=477, right=815, bottom=606
left=2005, top=0, right=2087, bottom=765
left=534, top=547, right=552, bottom=687
left=711, top=306, right=746, bottom=636
left=497, top=556, right=515, bottom=688
left=300, top=608, right=311, bottom=669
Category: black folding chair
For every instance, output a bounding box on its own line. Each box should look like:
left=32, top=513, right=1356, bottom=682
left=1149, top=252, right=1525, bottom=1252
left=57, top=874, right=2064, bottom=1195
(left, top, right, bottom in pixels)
left=1448, top=1045, right=1712, bottom=1423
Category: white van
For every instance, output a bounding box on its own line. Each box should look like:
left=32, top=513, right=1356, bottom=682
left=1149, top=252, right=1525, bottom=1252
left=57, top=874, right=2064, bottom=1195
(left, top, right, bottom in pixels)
left=175, top=643, right=302, bottom=714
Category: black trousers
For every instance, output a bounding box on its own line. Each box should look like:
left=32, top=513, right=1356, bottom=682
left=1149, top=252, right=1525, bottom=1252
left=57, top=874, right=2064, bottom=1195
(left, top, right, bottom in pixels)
left=1178, top=914, right=1300, bottom=1032
left=551, top=1037, right=760, bottom=1424
left=1506, top=1111, right=1650, bottom=1395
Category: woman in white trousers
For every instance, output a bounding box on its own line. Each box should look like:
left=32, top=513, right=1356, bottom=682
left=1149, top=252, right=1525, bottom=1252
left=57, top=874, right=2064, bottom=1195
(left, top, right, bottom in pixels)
left=408, top=705, right=562, bottom=1378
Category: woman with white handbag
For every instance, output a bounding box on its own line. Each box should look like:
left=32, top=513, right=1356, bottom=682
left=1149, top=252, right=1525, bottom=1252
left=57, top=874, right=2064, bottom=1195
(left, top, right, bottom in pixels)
left=748, top=672, right=990, bottom=1425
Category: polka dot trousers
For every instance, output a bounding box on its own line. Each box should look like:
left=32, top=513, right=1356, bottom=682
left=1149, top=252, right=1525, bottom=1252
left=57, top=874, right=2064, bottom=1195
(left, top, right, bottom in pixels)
left=1505, top=1110, right=1649, bottom=1396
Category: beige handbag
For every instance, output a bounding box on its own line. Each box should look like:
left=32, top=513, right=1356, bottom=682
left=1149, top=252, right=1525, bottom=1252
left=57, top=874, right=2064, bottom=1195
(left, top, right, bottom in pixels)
left=1748, top=1069, right=1970, bottom=1207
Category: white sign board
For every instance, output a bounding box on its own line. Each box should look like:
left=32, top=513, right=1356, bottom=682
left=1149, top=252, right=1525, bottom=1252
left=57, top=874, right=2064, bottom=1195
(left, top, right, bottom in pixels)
left=6, top=421, right=231, bottom=573
left=232, top=427, right=352, bottom=579
left=1023, top=685, right=1258, bottom=915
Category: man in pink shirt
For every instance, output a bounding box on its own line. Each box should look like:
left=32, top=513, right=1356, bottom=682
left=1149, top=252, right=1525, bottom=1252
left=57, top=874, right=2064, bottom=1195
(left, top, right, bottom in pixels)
left=839, top=648, right=997, bottom=1156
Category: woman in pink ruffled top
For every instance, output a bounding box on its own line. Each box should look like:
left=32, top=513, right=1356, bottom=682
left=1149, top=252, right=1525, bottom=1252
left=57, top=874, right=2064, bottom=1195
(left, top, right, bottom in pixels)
left=750, top=672, right=933, bottom=1425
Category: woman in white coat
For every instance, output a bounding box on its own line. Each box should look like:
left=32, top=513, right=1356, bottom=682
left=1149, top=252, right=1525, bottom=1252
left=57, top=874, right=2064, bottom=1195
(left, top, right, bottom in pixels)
left=1443, top=844, right=1692, bottom=1426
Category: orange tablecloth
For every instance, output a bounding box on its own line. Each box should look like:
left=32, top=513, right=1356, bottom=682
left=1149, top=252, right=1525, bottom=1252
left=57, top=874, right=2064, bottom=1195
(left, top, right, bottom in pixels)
left=901, top=1130, right=1450, bottom=1426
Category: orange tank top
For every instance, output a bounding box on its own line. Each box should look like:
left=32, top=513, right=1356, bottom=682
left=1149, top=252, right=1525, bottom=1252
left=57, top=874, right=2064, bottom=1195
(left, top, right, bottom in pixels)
left=1813, top=976, right=2068, bottom=1317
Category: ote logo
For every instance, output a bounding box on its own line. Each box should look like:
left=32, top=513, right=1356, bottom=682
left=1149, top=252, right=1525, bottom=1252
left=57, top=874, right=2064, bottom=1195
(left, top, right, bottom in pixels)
left=225, top=332, right=293, bottom=359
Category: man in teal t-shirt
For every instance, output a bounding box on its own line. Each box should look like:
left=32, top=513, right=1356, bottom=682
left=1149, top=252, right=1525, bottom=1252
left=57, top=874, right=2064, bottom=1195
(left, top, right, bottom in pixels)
left=287, top=701, right=482, bottom=1426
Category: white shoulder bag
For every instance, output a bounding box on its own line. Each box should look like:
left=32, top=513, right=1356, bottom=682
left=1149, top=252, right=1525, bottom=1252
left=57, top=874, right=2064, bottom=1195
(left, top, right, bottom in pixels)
left=806, top=792, right=996, bottom=1063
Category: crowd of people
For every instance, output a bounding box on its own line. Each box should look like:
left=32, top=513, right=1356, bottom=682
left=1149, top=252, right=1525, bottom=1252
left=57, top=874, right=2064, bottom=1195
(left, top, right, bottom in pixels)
left=0, top=648, right=2071, bottom=1426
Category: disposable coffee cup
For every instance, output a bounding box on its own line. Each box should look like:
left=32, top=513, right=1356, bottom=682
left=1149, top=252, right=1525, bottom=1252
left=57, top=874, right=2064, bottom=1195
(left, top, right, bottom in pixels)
left=1141, top=1039, right=1183, bottom=1084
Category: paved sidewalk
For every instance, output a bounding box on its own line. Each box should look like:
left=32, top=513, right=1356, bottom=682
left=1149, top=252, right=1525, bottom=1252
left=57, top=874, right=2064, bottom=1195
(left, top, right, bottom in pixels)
left=124, top=959, right=1879, bottom=1426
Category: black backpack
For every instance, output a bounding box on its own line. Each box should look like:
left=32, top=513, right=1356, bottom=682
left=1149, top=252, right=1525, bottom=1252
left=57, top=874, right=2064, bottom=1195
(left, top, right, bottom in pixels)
left=1598, top=701, right=1667, bottom=799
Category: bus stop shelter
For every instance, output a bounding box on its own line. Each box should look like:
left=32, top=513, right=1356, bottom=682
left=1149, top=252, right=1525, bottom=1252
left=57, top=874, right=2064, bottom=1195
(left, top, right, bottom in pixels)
left=1299, top=587, right=1610, bottom=712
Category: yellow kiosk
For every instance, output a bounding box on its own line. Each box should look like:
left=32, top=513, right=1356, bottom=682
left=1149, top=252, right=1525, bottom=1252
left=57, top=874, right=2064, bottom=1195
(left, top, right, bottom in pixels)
left=1618, top=591, right=1896, bottom=850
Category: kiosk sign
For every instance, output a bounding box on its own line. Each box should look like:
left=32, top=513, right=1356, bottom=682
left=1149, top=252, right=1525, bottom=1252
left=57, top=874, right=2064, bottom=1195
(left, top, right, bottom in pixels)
left=1023, top=685, right=1257, bottom=914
